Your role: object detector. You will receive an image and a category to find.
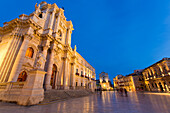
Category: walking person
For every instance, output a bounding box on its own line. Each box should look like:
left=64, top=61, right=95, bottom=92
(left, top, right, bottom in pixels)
left=124, top=88, right=128, bottom=97
left=120, top=88, right=123, bottom=96
left=99, top=87, right=102, bottom=95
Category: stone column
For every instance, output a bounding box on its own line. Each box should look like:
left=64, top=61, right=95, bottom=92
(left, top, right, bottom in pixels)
left=54, top=70, right=59, bottom=89
left=70, top=63, right=75, bottom=89
left=41, top=46, right=49, bottom=69
left=63, top=57, right=69, bottom=90
left=8, top=35, right=31, bottom=82
left=44, top=48, right=55, bottom=90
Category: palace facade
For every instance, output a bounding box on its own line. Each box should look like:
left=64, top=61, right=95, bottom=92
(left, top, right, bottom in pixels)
left=142, top=58, right=170, bottom=92
left=0, top=2, right=96, bottom=105
left=113, top=70, right=144, bottom=91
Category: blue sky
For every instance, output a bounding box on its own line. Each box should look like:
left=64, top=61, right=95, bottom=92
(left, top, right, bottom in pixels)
left=1, top=0, right=170, bottom=82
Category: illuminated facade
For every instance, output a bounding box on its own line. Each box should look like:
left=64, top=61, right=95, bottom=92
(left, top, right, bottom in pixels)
left=99, top=72, right=111, bottom=90
left=113, top=70, right=144, bottom=91
left=142, top=58, right=170, bottom=93
left=113, top=75, right=123, bottom=88
left=0, top=2, right=96, bottom=105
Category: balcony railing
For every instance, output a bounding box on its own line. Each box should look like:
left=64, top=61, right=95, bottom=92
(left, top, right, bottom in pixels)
left=85, top=76, right=88, bottom=78
left=75, top=73, right=79, bottom=76
left=91, top=78, right=95, bottom=81
left=81, top=75, right=84, bottom=77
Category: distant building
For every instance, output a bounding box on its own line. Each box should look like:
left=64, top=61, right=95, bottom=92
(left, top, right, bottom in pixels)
left=113, top=75, right=123, bottom=88
left=113, top=70, right=144, bottom=91
left=99, top=72, right=112, bottom=90
left=142, top=58, right=170, bottom=93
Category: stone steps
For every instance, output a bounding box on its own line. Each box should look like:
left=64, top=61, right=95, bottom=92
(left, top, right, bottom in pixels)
left=41, top=89, right=93, bottom=103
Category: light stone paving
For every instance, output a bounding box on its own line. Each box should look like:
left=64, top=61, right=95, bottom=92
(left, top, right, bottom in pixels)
left=0, top=91, right=170, bottom=113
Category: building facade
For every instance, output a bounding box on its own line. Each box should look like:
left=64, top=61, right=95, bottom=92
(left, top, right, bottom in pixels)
left=113, top=70, right=144, bottom=91
left=142, top=58, right=170, bottom=92
left=0, top=2, right=96, bottom=105
left=113, top=75, right=123, bottom=88
left=99, top=72, right=112, bottom=90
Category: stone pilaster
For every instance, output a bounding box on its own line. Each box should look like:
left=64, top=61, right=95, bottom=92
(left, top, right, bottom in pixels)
left=8, top=34, right=32, bottom=82
left=48, top=12, right=55, bottom=29
left=0, top=34, right=21, bottom=82
left=66, top=28, right=71, bottom=45
left=53, top=12, right=61, bottom=38
left=54, top=11, right=61, bottom=32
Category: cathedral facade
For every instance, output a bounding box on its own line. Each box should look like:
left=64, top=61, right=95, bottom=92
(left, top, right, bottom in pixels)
left=99, top=72, right=111, bottom=90
left=0, top=2, right=96, bottom=105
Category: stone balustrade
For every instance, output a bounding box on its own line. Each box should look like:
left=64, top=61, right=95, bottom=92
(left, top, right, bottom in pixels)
left=0, top=83, right=8, bottom=90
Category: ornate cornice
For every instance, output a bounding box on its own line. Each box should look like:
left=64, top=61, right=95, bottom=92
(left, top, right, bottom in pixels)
left=1, top=18, right=42, bottom=35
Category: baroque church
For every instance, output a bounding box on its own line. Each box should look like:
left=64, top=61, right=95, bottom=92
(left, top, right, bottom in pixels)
left=0, top=2, right=96, bottom=105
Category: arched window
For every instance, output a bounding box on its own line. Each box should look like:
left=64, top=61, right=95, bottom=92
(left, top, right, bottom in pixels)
left=25, top=47, right=34, bottom=58
left=163, top=66, right=167, bottom=74
left=17, top=71, right=27, bottom=82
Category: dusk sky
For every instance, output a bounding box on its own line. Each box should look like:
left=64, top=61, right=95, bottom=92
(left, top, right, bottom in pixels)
left=1, top=0, right=170, bottom=81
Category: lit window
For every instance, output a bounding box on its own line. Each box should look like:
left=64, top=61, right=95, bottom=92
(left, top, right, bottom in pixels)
left=25, top=47, right=34, bottom=58
left=17, top=71, right=27, bottom=82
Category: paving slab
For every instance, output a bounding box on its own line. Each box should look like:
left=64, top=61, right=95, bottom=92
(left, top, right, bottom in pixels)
left=0, top=91, right=170, bottom=113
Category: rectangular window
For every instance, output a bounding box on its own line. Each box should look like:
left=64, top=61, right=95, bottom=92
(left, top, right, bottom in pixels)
left=76, top=82, right=78, bottom=86
left=76, top=69, right=78, bottom=73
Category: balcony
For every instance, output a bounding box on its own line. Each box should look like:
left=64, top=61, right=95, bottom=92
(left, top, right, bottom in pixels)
left=81, top=75, right=84, bottom=77
left=91, top=78, right=95, bottom=81
left=75, top=73, right=79, bottom=76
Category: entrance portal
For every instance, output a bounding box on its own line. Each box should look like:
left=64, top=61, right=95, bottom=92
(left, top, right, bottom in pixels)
left=50, top=64, right=57, bottom=89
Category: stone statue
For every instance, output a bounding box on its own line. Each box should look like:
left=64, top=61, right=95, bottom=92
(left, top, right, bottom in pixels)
left=36, top=53, right=46, bottom=69
left=74, top=45, right=77, bottom=51
left=34, top=3, right=41, bottom=14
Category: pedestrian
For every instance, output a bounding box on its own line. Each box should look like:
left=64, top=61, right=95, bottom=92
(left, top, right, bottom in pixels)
left=100, top=88, right=102, bottom=95
left=124, top=88, right=128, bottom=97
left=120, top=88, right=123, bottom=96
